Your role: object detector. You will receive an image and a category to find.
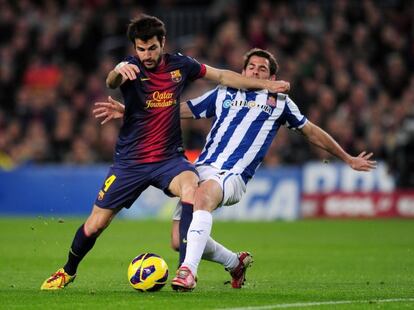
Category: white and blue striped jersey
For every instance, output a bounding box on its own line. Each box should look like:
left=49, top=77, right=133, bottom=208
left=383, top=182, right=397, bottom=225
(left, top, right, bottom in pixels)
left=187, top=85, right=307, bottom=184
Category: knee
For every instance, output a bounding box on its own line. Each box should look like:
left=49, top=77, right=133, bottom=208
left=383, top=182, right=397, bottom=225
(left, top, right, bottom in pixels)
left=84, top=217, right=109, bottom=237
left=194, top=186, right=219, bottom=212
left=180, top=183, right=197, bottom=203
left=193, top=202, right=212, bottom=212
left=194, top=195, right=214, bottom=212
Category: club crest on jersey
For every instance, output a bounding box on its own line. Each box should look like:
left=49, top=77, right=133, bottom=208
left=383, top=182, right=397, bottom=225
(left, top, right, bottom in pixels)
left=266, top=96, right=276, bottom=107
left=170, top=70, right=182, bottom=83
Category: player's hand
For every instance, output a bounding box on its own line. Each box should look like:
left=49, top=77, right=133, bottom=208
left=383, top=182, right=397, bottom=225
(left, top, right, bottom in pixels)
left=93, top=96, right=125, bottom=125
left=348, top=151, right=377, bottom=171
left=266, top=80, right=290, bottom=93
left=115, top=62, right=140, bottom=81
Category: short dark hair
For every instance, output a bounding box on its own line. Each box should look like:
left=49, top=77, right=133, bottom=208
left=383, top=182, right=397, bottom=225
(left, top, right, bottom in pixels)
left=127, top=14, right=166, bottom=45
left=243, top=48, right=279, bottom=76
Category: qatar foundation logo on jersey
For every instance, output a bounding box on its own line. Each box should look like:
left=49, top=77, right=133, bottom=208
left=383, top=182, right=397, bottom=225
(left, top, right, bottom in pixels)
left=170, top=69, right=182, bottom=83
left=145, top=91, right=177, bottom=108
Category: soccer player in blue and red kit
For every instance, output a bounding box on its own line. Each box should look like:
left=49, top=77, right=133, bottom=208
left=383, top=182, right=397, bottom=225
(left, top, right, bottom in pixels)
left=40, top=14, right=290, bottom=290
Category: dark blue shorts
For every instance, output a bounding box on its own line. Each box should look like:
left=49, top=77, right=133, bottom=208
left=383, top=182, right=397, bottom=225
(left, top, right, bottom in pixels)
left=94, top=156, right=197, bottom=210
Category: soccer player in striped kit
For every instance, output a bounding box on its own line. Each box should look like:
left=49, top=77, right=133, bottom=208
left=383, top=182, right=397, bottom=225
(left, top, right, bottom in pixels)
left=40, top=14, right=289, bottom=290
left=94, top=48, right=376, bottom=291
left=172, top=48, right=376, bottom=291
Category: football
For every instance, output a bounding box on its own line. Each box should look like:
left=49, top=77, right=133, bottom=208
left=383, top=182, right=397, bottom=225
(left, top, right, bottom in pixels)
left=127, top=253, right=169, bottom=292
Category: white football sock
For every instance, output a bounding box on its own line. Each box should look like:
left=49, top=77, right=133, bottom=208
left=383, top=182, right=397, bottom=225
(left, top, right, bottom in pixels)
left=182, top=210, right=212, bottom=275
left=202, top=237, right=238, bottom=270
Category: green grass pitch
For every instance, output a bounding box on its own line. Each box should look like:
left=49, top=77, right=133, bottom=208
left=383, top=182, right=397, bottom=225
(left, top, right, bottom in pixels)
left=0, top=218, right=413, bottom=309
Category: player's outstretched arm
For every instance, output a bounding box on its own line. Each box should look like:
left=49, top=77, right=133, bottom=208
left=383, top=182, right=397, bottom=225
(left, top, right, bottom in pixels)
left=203, top=65, right=290, bottom=93
left=106, top=62, right=140, bottom=89
left=300, top=121, right=377, bottom=172
left=92, top=98, right=193, bottom=122
left=93, top=96, right=125, bottom=125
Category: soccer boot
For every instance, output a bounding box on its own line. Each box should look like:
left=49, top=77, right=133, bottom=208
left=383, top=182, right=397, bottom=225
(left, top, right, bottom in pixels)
left=227, top=251, right=253, bottom=288
left=40, top=268, right=76, bottom=290
left=171, top=266, right=196, bottom=292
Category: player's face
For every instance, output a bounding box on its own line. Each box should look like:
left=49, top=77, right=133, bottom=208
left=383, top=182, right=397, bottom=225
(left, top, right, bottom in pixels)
left=134, top=36, right=164, bottom=69
left=242, top=55, right=276, bottom=81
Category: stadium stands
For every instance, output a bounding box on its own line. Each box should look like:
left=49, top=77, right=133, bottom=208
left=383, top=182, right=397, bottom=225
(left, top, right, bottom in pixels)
left=0, top=0, right=413, bottom=187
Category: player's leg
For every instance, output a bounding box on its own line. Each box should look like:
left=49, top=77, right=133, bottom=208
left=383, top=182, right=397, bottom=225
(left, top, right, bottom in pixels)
left=203, top=238, right=253, bottom=288
left=198, top=172, right=252, bottom=288
left=162, top=162, right=198, bottom=266
left=171, top=201, right=193, bottom=265
left=171, top=202, right=229, bottom=269
left=181, top=180, right=221, bottom=271
left=171, top=203, right=236, bottom=266
left=41, top=164, right=149, bottom=290
left=64, top=205, right=121, bottom=275
left=171, top=219, right=180, bottom=252
left=171, top=201, right=193, bottom=267
left=170, top=201, right=191, bottom=266
left=168, top=170, right=198, bottom=203
left=171, top=179, right=221, bottom=291
left=40, top=205, right=120, bottom=290
left=171, top=202, right=252, bottom=288
left=202, top=237, right=238, bottom=269
left=172, top=169, right=252, bottom=290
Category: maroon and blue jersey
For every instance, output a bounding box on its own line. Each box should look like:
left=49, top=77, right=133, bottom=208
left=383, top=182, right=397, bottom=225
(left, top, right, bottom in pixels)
left=116, top=53, right=206, bottom=165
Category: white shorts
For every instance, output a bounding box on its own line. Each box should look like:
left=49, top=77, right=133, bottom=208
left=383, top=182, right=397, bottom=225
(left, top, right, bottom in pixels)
left=172, top=165, right=246, bottom=220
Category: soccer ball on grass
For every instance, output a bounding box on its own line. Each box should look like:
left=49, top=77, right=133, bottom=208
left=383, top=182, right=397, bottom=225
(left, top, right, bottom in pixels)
left=127, top=253, right=169, bottom=292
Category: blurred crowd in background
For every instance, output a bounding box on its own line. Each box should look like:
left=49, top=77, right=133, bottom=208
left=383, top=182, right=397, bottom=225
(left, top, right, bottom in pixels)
left=0, top=0, right=413, bottom=184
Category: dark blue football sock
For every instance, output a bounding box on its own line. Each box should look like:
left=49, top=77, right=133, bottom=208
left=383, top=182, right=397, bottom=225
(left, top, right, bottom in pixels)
left=179, top=201, right=194, bottom=266
left=63, top=224, right=97, bottom=276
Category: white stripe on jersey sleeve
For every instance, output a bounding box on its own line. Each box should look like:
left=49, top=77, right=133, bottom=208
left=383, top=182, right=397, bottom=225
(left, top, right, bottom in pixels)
left=284, top=96, right=307, bottom=129
left=187, top=86, right=220, bottom=119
